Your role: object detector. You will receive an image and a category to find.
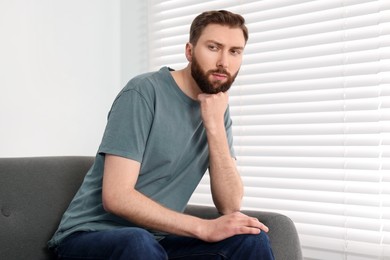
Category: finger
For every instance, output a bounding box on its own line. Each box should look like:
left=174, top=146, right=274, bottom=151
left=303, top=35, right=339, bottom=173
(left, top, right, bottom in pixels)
left=259, top=223, right=269, bottom=233
left=197, top=93, right=212, bottom=102
left=248, top=217, right=269, bottom=233
left=197, top=94, right=205, bottom=102
left=235, top=225, right=262, bottom=235
left=238, top=222, right=269, bottom=234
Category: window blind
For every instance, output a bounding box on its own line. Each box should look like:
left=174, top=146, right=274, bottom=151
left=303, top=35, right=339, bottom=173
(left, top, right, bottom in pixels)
left=147, top=0, right=390, bottom=259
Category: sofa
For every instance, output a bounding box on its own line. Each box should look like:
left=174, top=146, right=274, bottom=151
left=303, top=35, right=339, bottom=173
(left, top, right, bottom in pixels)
left=0, top=156, right=302, bottom=260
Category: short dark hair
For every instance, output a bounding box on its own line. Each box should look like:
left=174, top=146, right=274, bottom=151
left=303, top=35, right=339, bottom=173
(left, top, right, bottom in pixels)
left=189, top=10, right=248, bottom=45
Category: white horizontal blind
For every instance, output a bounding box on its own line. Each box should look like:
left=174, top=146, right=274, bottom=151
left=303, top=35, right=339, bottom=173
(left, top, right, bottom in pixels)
left=148, top=0, right=390, bottom=259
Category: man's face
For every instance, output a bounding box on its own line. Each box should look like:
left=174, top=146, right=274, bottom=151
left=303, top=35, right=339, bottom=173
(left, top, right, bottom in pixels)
left=191, top=52, right=239, bottom=94
left=188, top=24, right=245, bottom=94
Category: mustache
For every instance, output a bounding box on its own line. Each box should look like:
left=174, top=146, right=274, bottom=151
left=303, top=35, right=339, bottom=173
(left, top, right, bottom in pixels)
left=209, top=68, right=230, bottom=76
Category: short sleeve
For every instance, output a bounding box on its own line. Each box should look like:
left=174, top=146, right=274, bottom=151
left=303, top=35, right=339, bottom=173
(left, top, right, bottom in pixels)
left=98, top=89, right=153, bottom=162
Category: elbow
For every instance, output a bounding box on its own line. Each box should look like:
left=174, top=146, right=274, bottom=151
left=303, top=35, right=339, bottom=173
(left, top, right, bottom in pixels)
left=102, top=187, right=136, bottom=217
left=102, top=189, right=120, bottom=215
left=102, top=194, right=114, bottom=214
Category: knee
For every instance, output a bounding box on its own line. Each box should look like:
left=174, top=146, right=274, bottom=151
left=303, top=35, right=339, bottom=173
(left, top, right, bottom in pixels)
left=236, top=232, right=269, bottom=247
left=234, top=233, right=274, bottom=259
left=250, top=232, right=271, bottom=249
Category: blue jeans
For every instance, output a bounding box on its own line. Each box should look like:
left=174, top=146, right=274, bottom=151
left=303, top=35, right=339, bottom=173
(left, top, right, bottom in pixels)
left=55, top=227, right=275, bottom=259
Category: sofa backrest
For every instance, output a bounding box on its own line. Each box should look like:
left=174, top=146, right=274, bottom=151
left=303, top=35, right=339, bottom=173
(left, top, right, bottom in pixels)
left=0, top=156, right=94, bottom=260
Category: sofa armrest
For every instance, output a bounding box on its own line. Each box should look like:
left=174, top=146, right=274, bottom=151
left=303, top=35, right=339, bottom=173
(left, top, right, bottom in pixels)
left=184, top=204, right=302, bottom=260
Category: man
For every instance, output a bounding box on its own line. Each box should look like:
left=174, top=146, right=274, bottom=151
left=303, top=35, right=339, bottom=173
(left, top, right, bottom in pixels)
left=49, top=10, right=274, bottom=259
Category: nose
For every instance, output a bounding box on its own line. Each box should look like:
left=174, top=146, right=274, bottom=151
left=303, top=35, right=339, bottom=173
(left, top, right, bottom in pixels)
left=216, top=51, right=229, bottom=68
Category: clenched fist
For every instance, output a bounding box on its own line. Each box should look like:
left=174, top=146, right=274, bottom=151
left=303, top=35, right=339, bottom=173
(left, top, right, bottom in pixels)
left=197, top=92, right=229, bottom=133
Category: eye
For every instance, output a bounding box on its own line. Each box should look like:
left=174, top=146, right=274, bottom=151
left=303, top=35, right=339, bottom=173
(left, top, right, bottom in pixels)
left=208, top=44, right=219, bottom=51
left=230, top=49, right=242, bottom=56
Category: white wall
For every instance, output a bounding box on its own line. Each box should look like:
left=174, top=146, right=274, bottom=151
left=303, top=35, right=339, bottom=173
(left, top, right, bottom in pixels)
left=120, top=0, right=148, bottom=85
left=0, top=0, right=147, bottom=157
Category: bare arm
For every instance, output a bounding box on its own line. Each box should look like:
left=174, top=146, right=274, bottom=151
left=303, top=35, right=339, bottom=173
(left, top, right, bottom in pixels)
left=102, top=154, right=267, bottom=242
left=198, top=92, right=243, bottom=214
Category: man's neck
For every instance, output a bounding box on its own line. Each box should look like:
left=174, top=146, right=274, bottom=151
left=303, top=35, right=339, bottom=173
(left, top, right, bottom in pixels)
left=171, top=66, right=201, bottom=100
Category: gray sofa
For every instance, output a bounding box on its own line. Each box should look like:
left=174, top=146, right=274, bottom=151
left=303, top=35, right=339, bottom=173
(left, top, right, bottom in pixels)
left=0, top=156, right=302, bottom=260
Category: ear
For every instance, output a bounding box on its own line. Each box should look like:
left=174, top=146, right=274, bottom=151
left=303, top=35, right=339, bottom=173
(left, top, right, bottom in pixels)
left=185, top=42, right=193, bottom=62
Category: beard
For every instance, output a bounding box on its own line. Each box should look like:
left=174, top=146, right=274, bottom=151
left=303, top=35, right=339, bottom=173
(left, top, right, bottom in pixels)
left=191, top=54, right=239, bottom=94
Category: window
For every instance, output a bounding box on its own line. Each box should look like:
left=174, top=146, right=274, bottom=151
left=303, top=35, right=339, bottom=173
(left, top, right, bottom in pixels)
left=148, top=0, right=390, bottom=258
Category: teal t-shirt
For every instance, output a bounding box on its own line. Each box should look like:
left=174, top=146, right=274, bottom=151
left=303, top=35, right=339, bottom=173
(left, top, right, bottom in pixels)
left=48, top=67, right=235, bottom=248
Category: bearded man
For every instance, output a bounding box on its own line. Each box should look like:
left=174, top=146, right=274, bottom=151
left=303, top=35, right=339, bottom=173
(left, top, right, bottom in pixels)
left=49, top=10, right=274, bottom=260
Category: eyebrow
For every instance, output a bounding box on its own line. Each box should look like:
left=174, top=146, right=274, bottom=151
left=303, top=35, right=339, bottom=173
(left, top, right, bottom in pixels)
left=207, top=40, right=245, bottom=50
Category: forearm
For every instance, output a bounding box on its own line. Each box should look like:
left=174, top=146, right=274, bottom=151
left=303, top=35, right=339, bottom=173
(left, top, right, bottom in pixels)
left=104, top=187, right=203, bottom=238
left=104, top=180, right=266, bottom=244
left=207, top=124, right=243, bottom=214
left=197, top=92, right=243, bottom=214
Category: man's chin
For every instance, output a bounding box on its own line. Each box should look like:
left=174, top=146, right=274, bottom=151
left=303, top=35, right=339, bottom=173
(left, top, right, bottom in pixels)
left=207, top=85, right=231, bottom=94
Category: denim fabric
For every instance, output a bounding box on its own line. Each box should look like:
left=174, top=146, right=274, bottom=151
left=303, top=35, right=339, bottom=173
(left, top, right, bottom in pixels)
left=56, top=228, right=274, bottom=260
left=160, top=232, right=274, bottom=259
